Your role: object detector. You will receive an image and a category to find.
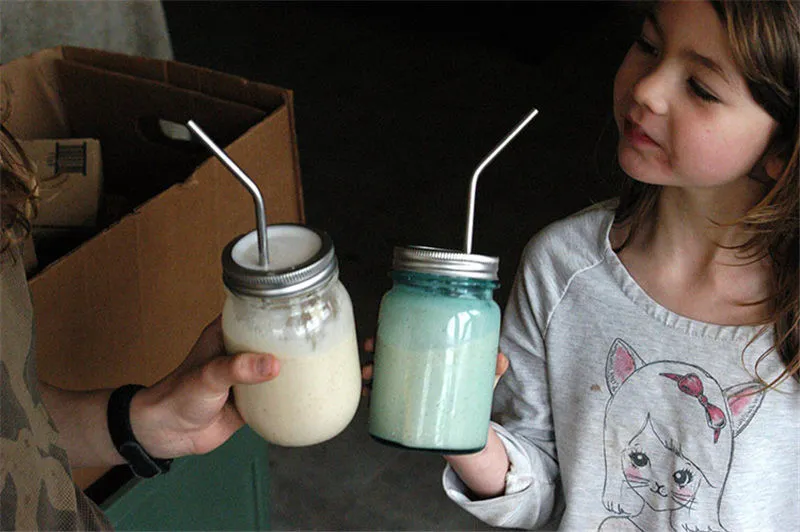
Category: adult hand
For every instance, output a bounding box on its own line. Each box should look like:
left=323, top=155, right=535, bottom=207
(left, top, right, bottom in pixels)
left=129, top=316, right=279, bottom=459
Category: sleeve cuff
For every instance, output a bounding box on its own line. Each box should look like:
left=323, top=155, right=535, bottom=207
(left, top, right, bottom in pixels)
left=442, top=421, right=534, bottom=502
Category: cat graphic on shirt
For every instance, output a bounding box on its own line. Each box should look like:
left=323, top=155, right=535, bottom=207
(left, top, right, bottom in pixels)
left=598, top=339, right=764, bottom=532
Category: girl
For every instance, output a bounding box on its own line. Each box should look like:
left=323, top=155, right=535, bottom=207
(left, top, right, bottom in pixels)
left=442, top=1, right=799, bottom=530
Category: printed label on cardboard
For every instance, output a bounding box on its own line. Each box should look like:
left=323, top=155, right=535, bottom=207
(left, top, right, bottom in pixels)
left=19, top=138, right=103, bottom=228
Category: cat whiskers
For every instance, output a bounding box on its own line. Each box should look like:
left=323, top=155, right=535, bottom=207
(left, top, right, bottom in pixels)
left=671, top=492, right=696, bottom=509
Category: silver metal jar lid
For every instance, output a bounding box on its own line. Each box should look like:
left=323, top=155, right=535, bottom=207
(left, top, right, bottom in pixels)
left=222, top=224, right=337, bottom=298
left=392, top=246, right=499, bottom=281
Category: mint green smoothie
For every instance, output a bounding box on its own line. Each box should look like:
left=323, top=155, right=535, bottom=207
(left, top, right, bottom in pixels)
left=368, top=270, right=500, bottom=453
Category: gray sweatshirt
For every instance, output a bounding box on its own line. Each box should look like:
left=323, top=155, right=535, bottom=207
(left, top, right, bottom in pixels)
left=443, top=201, right=800, bottom=531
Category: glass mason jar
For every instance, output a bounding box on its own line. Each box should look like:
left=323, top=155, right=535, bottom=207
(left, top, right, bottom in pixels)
left=221, top=224, right=361, bottom=447
left=368, top=246, right=501, bottom=453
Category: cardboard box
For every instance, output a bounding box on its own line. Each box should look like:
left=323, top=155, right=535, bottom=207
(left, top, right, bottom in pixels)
left=1, top=47, right=305, bottom=488
left=20, top=138, right=103, bottom=230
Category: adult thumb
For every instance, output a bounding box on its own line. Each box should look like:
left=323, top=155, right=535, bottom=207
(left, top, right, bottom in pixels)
left=201, top=353, right=280, bottom=394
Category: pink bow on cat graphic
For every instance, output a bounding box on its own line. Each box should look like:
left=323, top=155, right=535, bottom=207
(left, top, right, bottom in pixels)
left=661, top=373, right=727, bottom=443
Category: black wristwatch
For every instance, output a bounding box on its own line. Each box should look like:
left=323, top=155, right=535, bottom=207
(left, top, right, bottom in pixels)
left=107, top=384, right=173, bottom=478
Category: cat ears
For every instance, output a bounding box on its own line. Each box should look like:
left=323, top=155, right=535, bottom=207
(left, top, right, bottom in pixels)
left=724, top=382, right=764, bottom=438
left=604, top=338, right=765, bottom=439
left=605, top=338, right=644, bottom=395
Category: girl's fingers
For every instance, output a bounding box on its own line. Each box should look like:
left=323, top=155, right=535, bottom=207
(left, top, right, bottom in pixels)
left=496, top=352, right=509, bottom=377
left=363, top=337, right=374, bottom=353
left=361, top=363, right=373, bottom=397
left=362, top=364, right=373, bottom=381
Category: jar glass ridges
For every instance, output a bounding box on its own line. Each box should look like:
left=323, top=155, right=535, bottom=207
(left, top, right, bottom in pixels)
left=368, top=246, right=501, bottom=453
left=221, top=224, right=361, bottom=447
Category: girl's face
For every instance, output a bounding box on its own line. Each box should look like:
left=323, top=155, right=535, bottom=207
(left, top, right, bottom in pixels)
left=613, top=0, right=778, bottom=191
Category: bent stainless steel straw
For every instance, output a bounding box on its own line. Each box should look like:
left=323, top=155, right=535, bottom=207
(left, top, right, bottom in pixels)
left=187, top=120, right=270, bottom=268
left=464, top=108, right=539, bottom=254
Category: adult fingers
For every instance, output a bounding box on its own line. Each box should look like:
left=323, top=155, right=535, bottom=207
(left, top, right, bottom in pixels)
left=176, top=317, right=226, bottom=374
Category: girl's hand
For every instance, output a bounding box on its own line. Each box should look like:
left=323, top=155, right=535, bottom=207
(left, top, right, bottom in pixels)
left=129, top=316, right=280, bottom=459
left=361, top=338, right=376, bottom=397
left=494, top=349, right=510, bottom=387
left=360, top=338, right=509, bottom=397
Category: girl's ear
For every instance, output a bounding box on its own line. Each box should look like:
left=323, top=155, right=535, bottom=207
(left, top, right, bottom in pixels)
left=762, top=140, right=788, bottom=181
left=763, top=153, right=785, bottom=181
left=750, top=149, right=785, bottom=184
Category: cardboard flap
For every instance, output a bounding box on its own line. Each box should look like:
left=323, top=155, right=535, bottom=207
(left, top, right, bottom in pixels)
left=60, top=46, right=286, bottom=111
left=55, top=59, right=270, bottom=206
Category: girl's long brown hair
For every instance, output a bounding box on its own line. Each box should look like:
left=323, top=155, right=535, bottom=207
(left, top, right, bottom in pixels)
left=615, top=0, right=800, bottom=386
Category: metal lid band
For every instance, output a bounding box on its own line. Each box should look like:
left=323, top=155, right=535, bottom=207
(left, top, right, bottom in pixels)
left=392, top=246, right=499, bottom=281
left=222, top=224, right=337, bottom=298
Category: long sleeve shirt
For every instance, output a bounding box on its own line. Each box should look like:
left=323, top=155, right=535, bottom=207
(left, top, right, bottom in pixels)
left=443, top=201, right=800, bottom=531
left=1, top=248, right=112, bottom=530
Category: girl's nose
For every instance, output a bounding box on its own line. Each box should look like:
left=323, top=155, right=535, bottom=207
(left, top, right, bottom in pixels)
left=631, top=66, right=669, bottom=116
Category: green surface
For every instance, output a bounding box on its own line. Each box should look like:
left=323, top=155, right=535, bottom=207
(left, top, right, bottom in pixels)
left=102, top=426, right=270, bottom=531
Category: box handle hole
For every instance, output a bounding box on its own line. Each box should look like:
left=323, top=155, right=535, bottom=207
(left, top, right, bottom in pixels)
left=138, top=117, right=205, bottom=153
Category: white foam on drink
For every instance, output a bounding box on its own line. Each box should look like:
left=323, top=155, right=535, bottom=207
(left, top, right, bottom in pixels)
left=232, top=226, right=322, bottom=271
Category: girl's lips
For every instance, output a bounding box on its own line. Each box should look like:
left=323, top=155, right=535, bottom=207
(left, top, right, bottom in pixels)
left=623, top=118, right=659, bottom=147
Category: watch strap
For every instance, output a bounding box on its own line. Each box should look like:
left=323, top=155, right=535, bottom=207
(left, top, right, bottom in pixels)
left=107, top=384, right=172, bottom=478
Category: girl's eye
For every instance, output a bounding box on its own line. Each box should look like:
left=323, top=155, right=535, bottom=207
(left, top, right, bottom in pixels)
left=688, top=78, right=720, bottom=103
left=634, top=36, right=659, bottom=57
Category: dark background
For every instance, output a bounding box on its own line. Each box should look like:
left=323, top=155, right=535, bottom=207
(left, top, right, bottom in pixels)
left=163, top=2, right=641, bottom=529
